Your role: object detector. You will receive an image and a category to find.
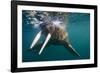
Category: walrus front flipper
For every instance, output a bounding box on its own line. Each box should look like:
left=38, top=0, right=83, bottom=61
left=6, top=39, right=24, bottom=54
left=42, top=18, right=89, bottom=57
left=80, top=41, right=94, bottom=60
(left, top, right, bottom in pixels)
left=62, top=41, right=80, bottom=57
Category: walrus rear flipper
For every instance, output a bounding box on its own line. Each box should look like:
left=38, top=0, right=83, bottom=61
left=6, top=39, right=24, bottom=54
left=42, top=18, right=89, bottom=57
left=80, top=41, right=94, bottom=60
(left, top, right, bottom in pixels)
left=63, top=41, right=80, bottom=57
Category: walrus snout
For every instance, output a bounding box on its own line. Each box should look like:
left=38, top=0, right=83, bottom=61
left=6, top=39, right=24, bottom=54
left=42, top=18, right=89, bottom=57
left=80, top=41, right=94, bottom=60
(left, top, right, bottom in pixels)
left=40, top=22, right=55, bottom=34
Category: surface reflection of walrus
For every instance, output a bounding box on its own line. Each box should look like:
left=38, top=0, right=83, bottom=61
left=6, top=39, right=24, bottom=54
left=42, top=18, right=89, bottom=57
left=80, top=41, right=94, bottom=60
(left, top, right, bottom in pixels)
left=30, top=21, right=80, bottom=57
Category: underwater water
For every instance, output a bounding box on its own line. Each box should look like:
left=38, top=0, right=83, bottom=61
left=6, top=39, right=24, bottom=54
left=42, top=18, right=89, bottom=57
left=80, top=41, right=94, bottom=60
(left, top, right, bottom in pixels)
left=22, top=11, right=90, bottom=62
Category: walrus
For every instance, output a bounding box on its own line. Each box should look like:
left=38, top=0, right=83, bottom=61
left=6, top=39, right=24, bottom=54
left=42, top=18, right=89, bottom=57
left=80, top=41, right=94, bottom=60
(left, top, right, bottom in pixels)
left=25, top=11, right=80, bottom=56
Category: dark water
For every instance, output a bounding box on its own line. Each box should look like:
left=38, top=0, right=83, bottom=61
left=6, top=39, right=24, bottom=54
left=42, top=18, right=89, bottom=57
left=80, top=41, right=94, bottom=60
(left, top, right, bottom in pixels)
left=22, top=12, right=90, bottom=62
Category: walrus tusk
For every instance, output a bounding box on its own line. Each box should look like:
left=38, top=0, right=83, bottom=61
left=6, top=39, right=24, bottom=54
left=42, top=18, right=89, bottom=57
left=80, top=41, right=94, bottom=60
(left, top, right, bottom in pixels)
left=39, top=33, right=51, bottom=55
left=30, top=31, right=42, bottom=49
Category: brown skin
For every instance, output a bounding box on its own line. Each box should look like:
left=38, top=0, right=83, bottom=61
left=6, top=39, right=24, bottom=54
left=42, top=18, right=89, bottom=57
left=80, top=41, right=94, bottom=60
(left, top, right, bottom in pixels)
left=39, top=22, right=80, bottom=57
left=43, top=23, right=68, bottom=41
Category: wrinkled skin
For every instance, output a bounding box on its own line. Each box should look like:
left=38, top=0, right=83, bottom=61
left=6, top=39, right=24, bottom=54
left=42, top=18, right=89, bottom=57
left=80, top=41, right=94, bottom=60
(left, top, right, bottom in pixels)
left=40, top=22, right=67, bottom=41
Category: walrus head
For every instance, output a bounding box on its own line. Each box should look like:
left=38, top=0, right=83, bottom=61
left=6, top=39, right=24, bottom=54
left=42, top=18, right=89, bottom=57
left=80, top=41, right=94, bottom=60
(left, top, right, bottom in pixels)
left=40, top=22, right=55, bottom=34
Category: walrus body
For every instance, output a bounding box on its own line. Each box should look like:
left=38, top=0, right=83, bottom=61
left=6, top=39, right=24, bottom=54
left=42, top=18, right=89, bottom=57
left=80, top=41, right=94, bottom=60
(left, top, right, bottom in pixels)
left=39, top=21, right=80, bottom=56
left=25, top=11, right=80, bottom=56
